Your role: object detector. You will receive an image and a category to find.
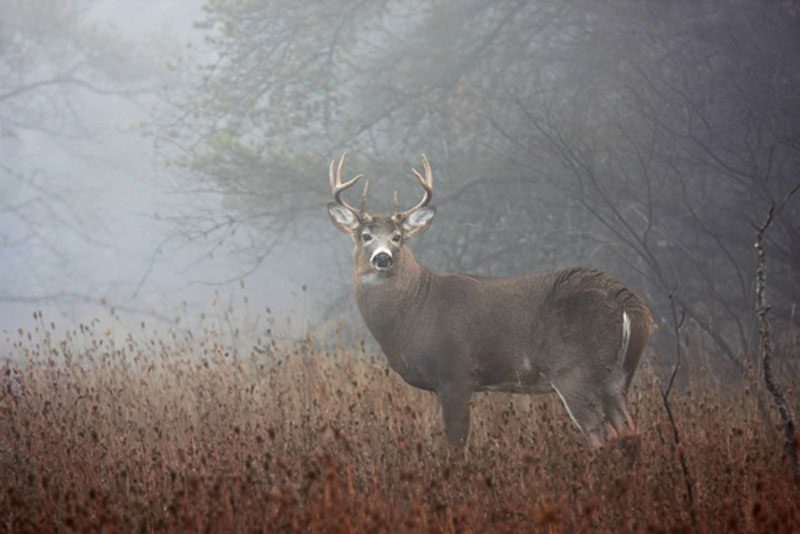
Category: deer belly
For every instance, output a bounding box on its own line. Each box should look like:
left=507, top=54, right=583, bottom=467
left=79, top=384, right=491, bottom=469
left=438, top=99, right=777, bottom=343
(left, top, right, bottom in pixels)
left=476, top=355, right=553, bottom=394
left=480, top=380, right=553, bottom=394
left=388, top=360, right=437, bottom=392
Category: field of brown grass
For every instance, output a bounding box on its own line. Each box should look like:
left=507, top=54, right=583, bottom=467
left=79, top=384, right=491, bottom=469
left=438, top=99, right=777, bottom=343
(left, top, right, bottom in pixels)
left=1, top=313, right=798, bottom=533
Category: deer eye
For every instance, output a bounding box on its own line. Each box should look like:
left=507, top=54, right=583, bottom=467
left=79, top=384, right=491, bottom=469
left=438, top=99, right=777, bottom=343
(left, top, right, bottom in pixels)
left=392, top=234, right=402, bottom=243
left=361, top=233, right=373, bottom=243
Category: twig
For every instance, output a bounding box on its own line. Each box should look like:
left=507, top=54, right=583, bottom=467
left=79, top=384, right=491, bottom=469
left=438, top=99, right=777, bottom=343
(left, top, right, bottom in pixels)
left=753, top=183, right=800, bottom=484
left=662, top=290, right=697, bottom=527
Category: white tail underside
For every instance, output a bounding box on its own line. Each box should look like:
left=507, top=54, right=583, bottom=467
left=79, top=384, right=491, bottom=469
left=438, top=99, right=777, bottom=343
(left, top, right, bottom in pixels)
left=617, top=311, right=631, bottom=367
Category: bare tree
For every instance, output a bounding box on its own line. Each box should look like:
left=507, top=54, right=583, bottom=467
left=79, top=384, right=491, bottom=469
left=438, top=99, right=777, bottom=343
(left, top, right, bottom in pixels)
left=1, top=1, right=167, bottom=315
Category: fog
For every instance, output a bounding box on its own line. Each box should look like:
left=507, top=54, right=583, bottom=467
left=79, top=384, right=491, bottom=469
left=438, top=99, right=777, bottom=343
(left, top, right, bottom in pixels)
left=2, top=1, right=325, bottom=340
left=2, top=0, right=798, bottom=376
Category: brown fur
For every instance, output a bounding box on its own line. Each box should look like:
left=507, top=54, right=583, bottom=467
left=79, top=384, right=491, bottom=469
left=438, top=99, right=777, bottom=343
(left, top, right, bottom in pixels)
left=329, top=161, right=652, bottom=449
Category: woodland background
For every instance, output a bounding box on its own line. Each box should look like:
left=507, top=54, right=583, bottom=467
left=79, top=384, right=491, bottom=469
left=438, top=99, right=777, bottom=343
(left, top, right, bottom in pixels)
left=4, top=0, right=798, bottom=376
left=2, top=1, right=800, bottom=531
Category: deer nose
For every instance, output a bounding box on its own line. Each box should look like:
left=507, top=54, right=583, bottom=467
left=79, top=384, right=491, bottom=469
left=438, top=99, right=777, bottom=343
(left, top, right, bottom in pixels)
left=372, top=251, right=393, bottom=270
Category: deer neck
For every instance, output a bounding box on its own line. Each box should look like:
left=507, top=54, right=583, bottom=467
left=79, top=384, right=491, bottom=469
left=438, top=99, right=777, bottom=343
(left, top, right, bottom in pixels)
left=352, top=246, right=430, bottom=348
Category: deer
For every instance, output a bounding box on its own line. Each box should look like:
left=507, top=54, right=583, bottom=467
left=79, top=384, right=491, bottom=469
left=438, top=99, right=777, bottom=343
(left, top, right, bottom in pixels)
left=327, top=153, right=652, bottom=449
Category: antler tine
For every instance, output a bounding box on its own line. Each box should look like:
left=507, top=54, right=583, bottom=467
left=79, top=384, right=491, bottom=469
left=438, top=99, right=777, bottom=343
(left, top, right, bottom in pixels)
left=329, top=152, right=366, bottom=215
left=328, top=158, right=337, bottom=193
left=398, top=154, right=433, bottom=219
left=411, top=153, right=433, bottom=188
left=361, top=179, right=370, bottom=213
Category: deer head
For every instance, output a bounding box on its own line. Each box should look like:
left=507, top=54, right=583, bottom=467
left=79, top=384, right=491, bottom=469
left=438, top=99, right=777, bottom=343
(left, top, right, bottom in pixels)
left=327, top=152, right=435, bottom=278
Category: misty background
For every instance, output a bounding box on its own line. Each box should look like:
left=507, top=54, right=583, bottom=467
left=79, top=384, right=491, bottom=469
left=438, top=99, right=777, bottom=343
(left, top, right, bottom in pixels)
left=2, top=0, right=798, bottom=380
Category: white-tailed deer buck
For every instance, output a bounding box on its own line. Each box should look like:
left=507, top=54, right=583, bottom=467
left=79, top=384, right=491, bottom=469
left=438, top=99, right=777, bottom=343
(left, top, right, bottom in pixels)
left=327, top=153, right=652, bottom=449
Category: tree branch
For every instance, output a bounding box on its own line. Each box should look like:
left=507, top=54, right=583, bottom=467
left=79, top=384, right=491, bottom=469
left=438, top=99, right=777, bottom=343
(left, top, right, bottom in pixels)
left=754, top=182, right=800, bottom=484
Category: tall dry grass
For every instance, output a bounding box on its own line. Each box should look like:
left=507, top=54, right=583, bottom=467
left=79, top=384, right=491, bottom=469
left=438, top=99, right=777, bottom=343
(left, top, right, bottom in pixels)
left=1, top=310, right=798, bottom=533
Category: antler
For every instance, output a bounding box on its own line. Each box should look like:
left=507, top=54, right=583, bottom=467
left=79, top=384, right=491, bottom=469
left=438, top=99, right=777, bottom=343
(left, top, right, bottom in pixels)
left=395, top=154, right=433, bottom=220
left=329, top=152, right=368, bottom=216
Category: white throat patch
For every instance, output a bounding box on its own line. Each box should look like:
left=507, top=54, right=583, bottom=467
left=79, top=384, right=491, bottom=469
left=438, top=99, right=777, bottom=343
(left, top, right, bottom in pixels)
left=359, top=272, right=385, bottom=285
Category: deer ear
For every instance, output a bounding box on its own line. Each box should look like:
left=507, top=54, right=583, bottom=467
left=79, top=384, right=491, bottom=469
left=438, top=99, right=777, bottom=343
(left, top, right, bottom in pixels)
left=328, top=202, right=360, bottom=234
left=402, top=205, right=435, bottom=237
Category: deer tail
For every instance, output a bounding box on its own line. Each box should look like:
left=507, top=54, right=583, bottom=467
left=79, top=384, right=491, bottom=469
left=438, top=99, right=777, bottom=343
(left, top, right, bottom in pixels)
left=621, top=304, right=652, bottom=394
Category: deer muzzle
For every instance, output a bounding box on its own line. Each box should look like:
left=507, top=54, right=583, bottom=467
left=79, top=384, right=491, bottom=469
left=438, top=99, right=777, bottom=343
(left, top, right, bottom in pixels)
left=371, top=249, right=393, bottom=271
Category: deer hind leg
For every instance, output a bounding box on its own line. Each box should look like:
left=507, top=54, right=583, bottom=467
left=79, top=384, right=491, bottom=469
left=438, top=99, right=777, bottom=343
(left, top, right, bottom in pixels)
left=437, top=383, right=472, bottom=448
left=602, top=392, right=636, bottom=437
left=545, top=373, right=607, bottom=449
left=601, top=389, right=641, bottom=461
left=599, top=367, right=636, bottom=437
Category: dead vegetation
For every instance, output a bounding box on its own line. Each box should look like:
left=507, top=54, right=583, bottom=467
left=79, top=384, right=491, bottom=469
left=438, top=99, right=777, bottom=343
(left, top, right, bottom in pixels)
left=1, top=313, right=798, bottom=533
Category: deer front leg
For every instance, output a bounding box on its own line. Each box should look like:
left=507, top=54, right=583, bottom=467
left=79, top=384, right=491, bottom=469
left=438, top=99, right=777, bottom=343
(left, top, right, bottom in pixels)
left=437, top=383, right=472, bottom=447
